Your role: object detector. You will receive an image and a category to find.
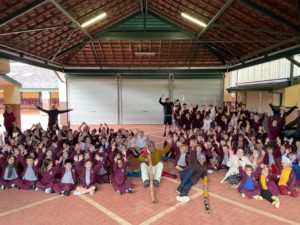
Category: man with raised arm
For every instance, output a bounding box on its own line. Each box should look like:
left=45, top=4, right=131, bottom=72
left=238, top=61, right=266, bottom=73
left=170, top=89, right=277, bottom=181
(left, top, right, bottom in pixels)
left=159, top=95, right=174, bottom=137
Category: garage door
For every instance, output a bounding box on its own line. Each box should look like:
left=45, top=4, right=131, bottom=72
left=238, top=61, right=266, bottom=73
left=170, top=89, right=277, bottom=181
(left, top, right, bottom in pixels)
left=173, top=79, right=223, bottom=106
left=122, top=79, right=169, bottom=124
left=68, top=78, right=118, bottom=124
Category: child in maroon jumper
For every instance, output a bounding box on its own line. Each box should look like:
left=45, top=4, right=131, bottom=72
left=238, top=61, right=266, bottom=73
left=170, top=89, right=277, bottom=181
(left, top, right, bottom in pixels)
left=0, top=155, right=19, bottom=189
left=16, top=155, right=39, bottom=190
left=278, top=156, right=298, bottom=198
left=112, top=155, right=133, bottom=195
left=73, top=154, right=102, bottom=196
left=53, top=159, right=76, bottom=196
left=238, top=163, right=263, bottom=200
left=36, top=159, right=60, bottom=193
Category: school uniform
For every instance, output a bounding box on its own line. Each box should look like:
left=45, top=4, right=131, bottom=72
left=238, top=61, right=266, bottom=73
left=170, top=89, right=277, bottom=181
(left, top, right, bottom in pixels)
left=278, top=167, right=298, bottom=197
left=238, top=167, right=260, bottom=198
left=53, top=167, right=77, bottom=194
left=112, top=162, right=132, bottom=194
left=36, top=165, right=60, bottom=191
left=0, top=158, right=19, bottom=188
left=75, top=161, right=101, bottom=188
left=15, top=156, right=38, bottom=190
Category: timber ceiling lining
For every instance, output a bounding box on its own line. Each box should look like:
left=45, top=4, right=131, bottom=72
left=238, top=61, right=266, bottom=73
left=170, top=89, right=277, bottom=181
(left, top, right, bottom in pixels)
left=0, top=0, right=299, bottom=69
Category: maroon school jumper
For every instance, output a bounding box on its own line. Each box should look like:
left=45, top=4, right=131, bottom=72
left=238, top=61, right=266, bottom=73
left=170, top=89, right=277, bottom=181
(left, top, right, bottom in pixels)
left=255, top=168, right=279, bottom=196
left=0, top=158, right=19, bottom=188
left=267, top=117, right=283, bottom=140
left=3, top=111, right=15, bottom=128
left=53, top=167, right=77, bottom=194
left=277, top=167, right=298, bottom=197
left=75, top=161, right=101, bottom=188
left=112, top=161, right=132, bottom=194
left=238, top=167, right=260, bottom=198
left=15, top=156, right=39, bottom=190
left=36, top=165, right=60, bottom=191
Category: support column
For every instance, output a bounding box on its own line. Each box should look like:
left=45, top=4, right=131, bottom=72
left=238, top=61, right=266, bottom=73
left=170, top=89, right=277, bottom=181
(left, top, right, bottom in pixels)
left=168, top=73, right=174, bottom=101
left=58, top=72, right=68, bottom=126
left=116, top=73, right=122, bottom=124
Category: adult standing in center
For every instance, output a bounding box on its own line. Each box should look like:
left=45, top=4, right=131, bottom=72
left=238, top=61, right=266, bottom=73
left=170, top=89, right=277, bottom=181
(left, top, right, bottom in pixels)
left=159, top=95, right=173, bottom=137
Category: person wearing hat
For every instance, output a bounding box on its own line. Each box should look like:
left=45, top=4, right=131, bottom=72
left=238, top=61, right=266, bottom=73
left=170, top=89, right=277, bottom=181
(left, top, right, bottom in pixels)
left=278, top=155, right=298, bottom=197
left=176, top=146, right=207, bottom=203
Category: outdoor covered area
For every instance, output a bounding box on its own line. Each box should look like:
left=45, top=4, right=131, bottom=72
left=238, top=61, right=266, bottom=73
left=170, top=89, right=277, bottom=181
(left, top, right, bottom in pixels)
left=0, top=0, right=299, bottom=225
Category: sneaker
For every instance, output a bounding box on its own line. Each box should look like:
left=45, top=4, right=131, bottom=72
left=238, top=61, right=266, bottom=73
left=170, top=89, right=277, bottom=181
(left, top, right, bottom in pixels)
left=153, top=180, right=160, bottom=188
left=207, top=170, right=213, bottom=174
left=73, top=190, right=83, bottom=196
left=116, top=190, right=122, bottom=195
left=176, top=196, right=190, bottom=203
left=62, top=191, right=70, bottom=196
left=143, top=180, right=150, bottom=188
left=163, top=132, right=166, bottom=137
left=32, top=185, right=36, bottom=190
left=241, top=193, right=245, bottom=198
left=89, top=190, right=95, bottom=196
left=126, top=188, right=134, bottom=194
left=11, top=183, right=16, bottom=188
left=253, top=195, right=263, bottom=200
left=34, top=187, right=40, bottom=192
left=45, top=188, right=53, bottom=194
left=0, top=185, right=5, bottom=190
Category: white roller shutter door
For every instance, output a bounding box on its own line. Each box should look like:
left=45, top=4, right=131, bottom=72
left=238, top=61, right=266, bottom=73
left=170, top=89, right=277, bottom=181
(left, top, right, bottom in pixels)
left=173, top=79, right=223, bottom=106
left=121, top=79, right=169, bottom=124
left=68, top=78, right=118, bottom=124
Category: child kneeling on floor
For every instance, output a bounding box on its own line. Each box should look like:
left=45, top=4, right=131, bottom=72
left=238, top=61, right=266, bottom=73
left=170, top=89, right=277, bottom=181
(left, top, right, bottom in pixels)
left=237, top=163, right=263, bottom=200
left=73, top=154, right=102, bottom=196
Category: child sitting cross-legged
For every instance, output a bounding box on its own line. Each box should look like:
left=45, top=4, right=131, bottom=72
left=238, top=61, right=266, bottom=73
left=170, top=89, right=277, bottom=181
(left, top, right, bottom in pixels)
left=237, top=163, right=263, bottom=200
left=73, top=154, right=102, bottom=196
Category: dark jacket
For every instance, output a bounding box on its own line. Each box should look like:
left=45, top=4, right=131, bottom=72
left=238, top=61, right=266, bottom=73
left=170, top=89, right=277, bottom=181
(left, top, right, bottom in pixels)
left=188, top=150, right=207, bottom=184
left=159, top=98, right=173, bottom=116
left=37, top=106, right=71, bottom=127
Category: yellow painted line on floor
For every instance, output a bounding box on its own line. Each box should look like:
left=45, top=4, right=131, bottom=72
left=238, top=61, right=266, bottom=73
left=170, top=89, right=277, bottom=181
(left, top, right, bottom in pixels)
left=0, top=195, right=61, bottom=218
left=139, top=191, right=203, bottom=225
left=162, top=177, right=300, bottom=225
left=80, top=195, right=132, bottom=225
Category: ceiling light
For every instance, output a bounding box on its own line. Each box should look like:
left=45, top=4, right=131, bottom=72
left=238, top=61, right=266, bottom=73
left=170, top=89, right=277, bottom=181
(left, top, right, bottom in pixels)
left=181, top=12, right=207, bottom=27
left=135, top=52, right=156, bottom=56
left=81, top=12, right=107, bottom=28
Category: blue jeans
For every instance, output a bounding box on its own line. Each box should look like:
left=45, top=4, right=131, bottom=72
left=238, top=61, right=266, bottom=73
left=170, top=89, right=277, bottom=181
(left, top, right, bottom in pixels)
left=178, top=168, right=194, bottom=197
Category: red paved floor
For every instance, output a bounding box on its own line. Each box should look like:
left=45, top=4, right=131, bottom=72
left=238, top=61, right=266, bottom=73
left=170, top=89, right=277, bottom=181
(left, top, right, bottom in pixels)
left=0, top=124, right=299, bottom=225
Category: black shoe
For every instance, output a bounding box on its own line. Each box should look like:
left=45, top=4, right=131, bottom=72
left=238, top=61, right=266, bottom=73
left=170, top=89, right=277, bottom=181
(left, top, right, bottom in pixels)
left=163, top=132, right=166, bottom=137
left=143, top=180, right=150, bottom=188
left=154, top=179, right=160, bottom=187
left=176, top=185, right=183, bottom=194
left=126, top=188, right=133, bottom=194
left=63, top=191, right=70, bottom=196
left=32, top=185, right=36, bottom=190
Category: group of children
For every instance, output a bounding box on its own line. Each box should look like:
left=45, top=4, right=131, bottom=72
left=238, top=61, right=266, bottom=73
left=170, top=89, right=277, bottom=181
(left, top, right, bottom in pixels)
left=0, top=123, right=134, bottom=196
left=158, top=98, right=300, bottom=206
left=0, top=100, right=299, bottom=209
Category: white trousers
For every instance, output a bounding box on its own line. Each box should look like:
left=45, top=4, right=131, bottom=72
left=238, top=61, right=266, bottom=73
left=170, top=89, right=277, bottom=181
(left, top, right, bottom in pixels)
left=140, top=162, right=163, bottom=182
